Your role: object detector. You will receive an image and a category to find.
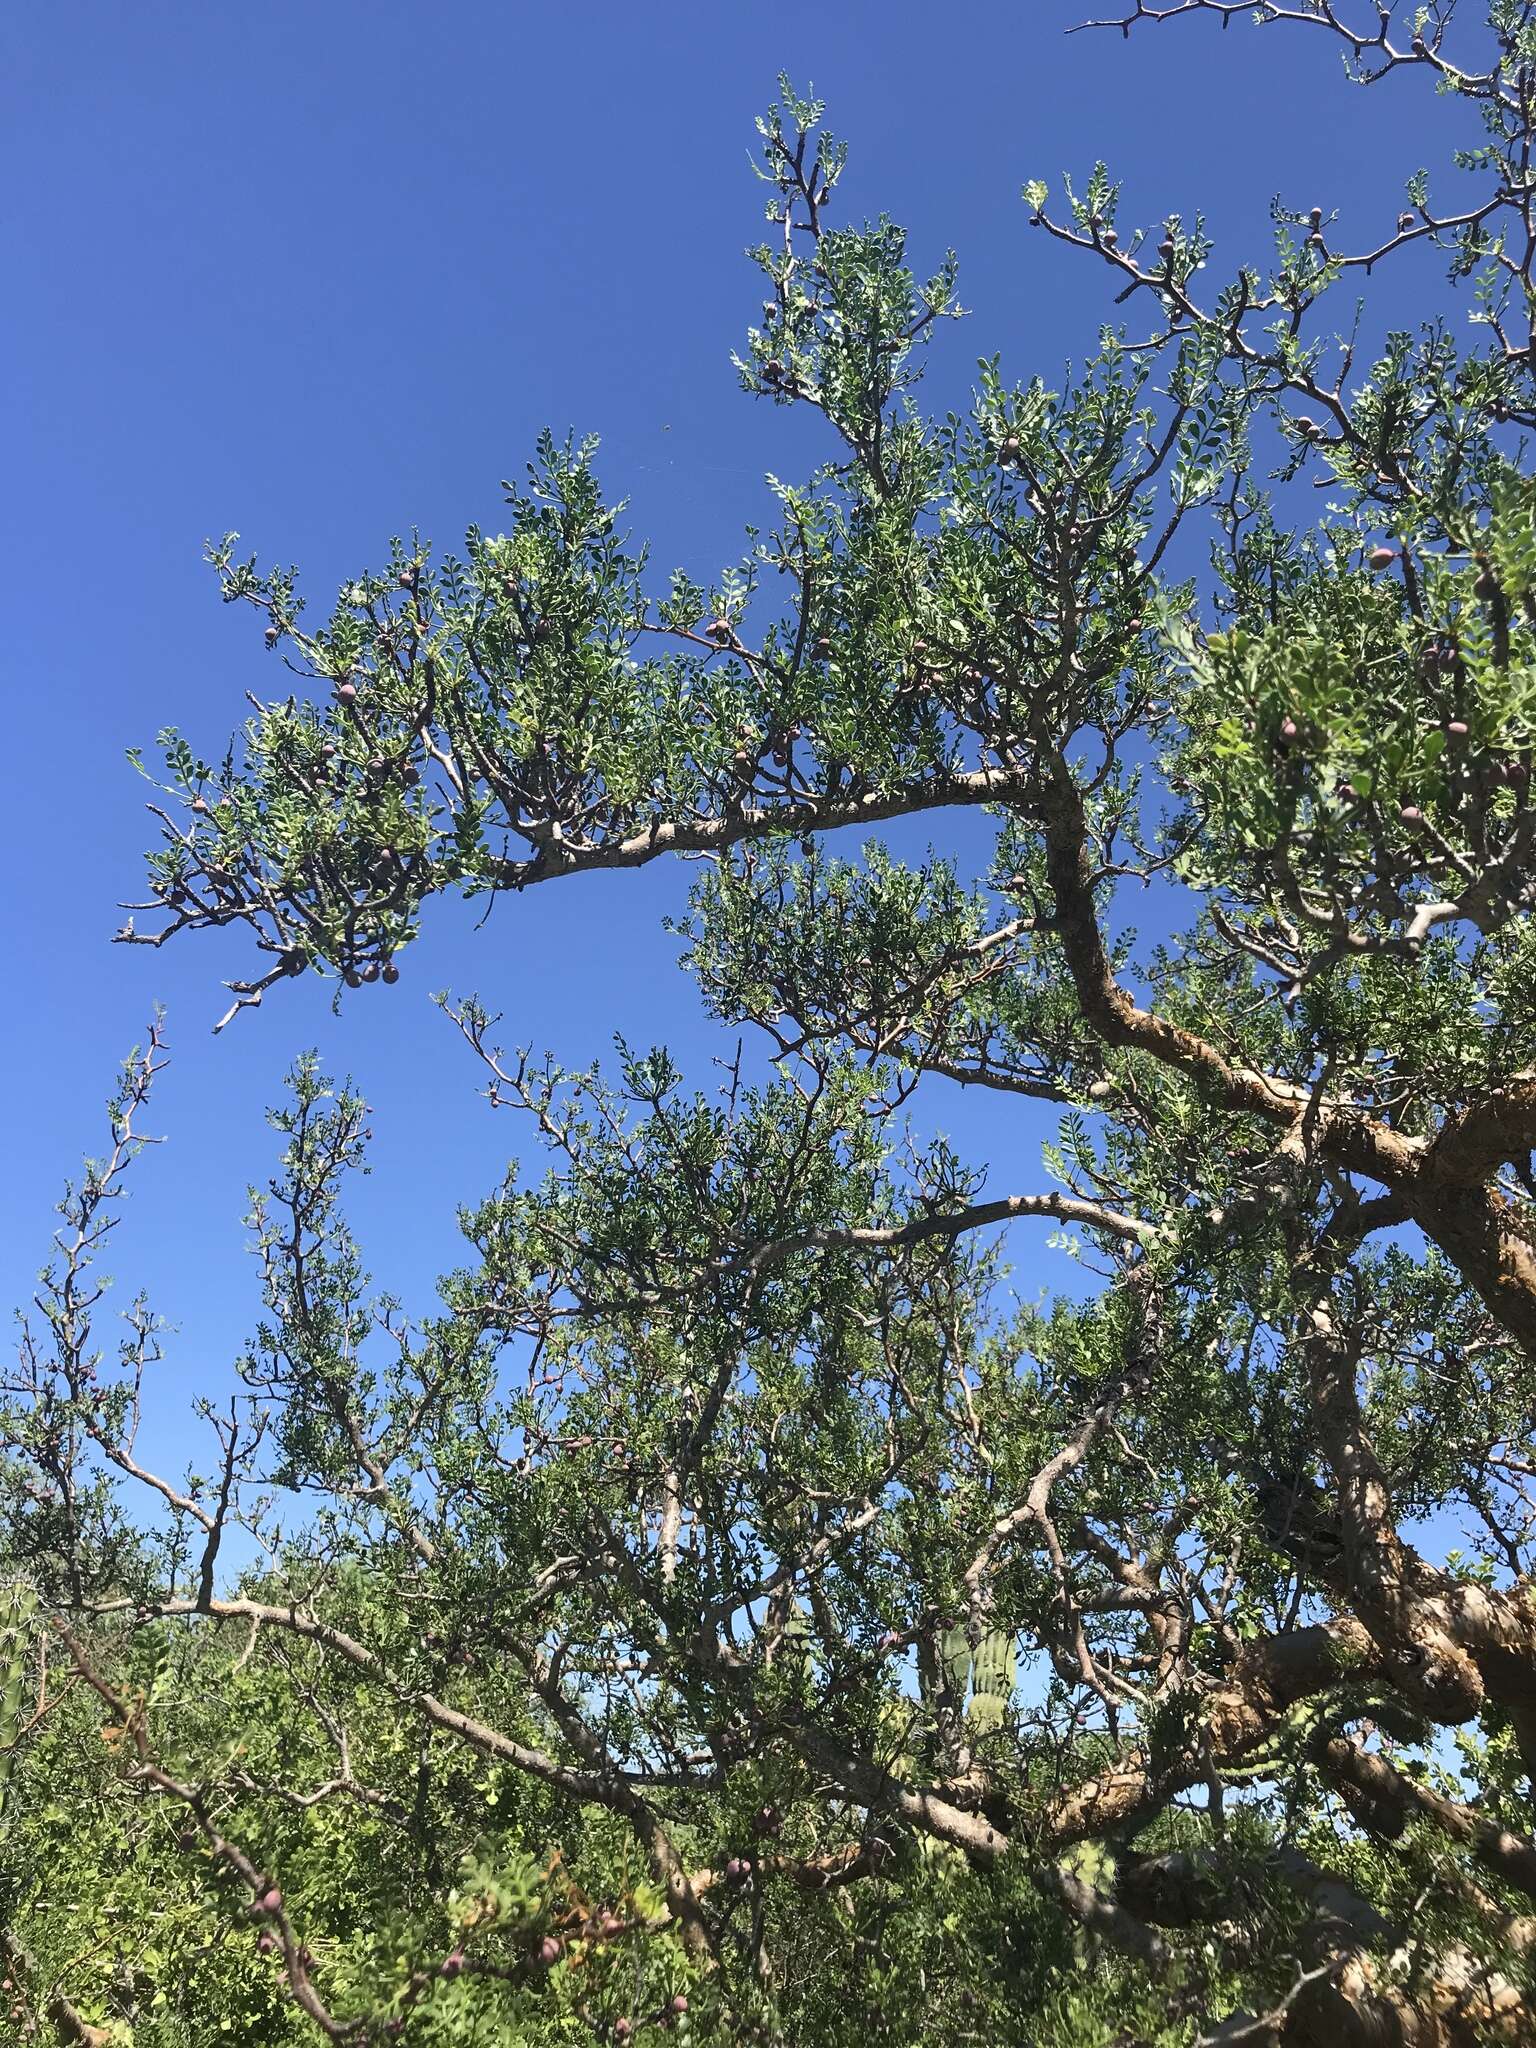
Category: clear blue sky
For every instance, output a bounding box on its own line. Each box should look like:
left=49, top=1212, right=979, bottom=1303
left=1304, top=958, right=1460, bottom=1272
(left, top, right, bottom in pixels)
left=2, top=3, right=1474, bottom=1471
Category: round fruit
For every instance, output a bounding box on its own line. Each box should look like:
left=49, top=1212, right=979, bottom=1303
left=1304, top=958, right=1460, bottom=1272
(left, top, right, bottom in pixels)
left=264, top=625, right=280, bottom=648
left=440, top=1950, right=465, bottom=1979
left=537, top=1936, right=562, bottom=1968
left=382, top=962, right=400, bottom=985
left=1368, top=546, right=1397, bottom=570
left=1400, top=805, right=1423, bottom=823
left=336, top=681, right=358, bottom=704
left=258, top=1887, right=282, bottom=1914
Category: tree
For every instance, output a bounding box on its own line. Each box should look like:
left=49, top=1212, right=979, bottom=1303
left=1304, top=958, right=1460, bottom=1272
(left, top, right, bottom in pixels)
left=7, top=4, right=1536, bottom=2040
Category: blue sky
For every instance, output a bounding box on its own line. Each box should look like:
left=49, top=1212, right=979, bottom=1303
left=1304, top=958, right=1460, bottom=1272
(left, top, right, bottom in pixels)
left=2, top=2, right=1479, bottom=1473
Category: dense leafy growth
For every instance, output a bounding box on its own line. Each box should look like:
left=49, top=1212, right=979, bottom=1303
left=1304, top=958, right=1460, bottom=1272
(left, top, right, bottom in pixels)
left=8, top=5, right=1536, bottom=2041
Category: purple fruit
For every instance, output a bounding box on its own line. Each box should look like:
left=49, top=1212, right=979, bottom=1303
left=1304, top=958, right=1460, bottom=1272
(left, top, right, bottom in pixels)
left=257, top=1933, right=275, bottom=1956
left=1445, top=720, right=1469, bottom=737
left=439, top=1950, right=465, bottom=1979
left=671, top=1996, right=689, bottom=2015
left=1279, top=718, right=1298, bottom=742
left=537, top=1936, right=562, bottom=1968
left=258, top=1887, right=282, bottom=1914
left=336, top=681, right=358, bottom=704
left=1400, top=805, right=1423, bottom=823
left=264, top=625, right=280, bottom=647
left=382, top=962, right=400, bottom=985
left=1368, top=546, right=1397, bottom=570
left=614, top=2023, right=632, bottom=2043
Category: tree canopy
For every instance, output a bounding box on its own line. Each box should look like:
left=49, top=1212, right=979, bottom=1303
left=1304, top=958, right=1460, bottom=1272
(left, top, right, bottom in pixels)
left=7, top=5, right=1536, bottom=2043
